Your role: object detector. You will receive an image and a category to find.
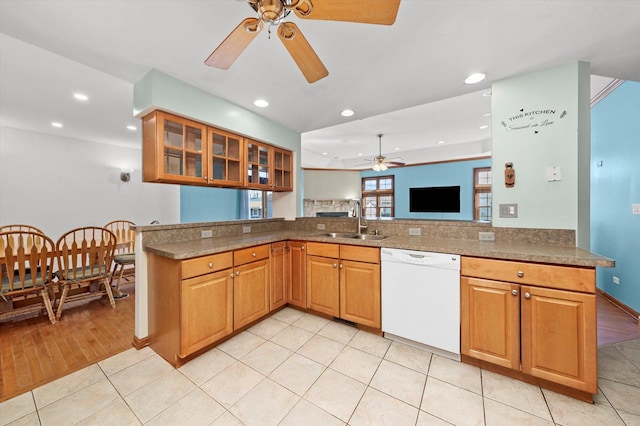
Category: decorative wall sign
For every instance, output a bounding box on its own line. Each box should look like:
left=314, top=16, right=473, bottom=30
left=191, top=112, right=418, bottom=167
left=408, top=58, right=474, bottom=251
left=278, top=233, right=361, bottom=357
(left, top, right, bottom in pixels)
left=500, top=107, right=568, bottom=134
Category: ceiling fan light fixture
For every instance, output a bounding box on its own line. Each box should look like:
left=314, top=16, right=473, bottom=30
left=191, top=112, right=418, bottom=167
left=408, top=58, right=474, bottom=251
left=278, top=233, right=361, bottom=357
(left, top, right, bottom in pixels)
left=373, top=163, right=381, bottom=172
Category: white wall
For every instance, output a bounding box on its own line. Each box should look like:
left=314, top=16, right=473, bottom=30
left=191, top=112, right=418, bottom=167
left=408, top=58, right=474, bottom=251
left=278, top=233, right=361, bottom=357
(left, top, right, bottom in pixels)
left=491, top=62, right=591, bottom=248
left=0, top=126, right=180, bottom=238
left=304, top=169, right=361, bottom=200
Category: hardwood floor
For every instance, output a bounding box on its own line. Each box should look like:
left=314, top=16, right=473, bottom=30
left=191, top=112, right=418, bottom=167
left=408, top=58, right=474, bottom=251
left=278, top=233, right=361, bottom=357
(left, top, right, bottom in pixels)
left=597, top=293, right=640, bottom=347
left=0, top=282, right=135, bottom=403
left=0, top=285, right=638, bottom=403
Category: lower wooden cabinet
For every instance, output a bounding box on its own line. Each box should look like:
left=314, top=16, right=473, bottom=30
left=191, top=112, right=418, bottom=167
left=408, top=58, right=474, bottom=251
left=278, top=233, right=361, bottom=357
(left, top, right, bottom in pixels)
left=181, top=269, right=233, bottom=356
left=306, top=242, right=381, bottom=328
left=270, top=241, right=288, bottom=311
left=233, top=245, right=270, bottom=330
left=288, top=241, right=307, bottom=308
left=460, top=257, right=597, bottom=395
left=307, top=254, right=340, bottom=317
left=521, top=285, right=596, bottom=392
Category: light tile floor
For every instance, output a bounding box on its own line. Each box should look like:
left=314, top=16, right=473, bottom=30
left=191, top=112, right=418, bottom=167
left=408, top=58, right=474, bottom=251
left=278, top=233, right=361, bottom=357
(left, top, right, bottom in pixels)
left=2, top=307, right=640, bottom=426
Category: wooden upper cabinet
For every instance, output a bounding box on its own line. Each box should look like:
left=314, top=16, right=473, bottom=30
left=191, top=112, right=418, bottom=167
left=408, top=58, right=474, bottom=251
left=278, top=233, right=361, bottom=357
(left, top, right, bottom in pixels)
left=208, top=128, right=244, bottom=187
left=143, top=111, right=207, bottom=185
left=142, top=110, right=293, bottom=191
left=246, top=139, right=272, bottom=189
left=272, top=147, right=293, bottom=191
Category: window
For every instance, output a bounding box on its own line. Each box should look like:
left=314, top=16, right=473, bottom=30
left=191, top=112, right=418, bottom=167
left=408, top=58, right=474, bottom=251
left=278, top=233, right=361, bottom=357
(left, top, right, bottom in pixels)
left=245, top=190, right=272, bottom=219
left=474, top=167, right=492, bottom=221
left=361, top=176, right=395, bottom=218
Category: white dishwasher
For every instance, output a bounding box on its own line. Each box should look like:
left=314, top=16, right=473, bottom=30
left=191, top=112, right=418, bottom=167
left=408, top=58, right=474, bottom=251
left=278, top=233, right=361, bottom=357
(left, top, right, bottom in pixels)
left=381, top=248, right=460, bottom=360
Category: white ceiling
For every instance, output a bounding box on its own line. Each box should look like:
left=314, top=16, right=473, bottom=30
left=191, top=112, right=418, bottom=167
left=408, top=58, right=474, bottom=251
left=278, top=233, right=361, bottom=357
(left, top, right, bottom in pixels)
left=1, top=1, right=639, bottom=168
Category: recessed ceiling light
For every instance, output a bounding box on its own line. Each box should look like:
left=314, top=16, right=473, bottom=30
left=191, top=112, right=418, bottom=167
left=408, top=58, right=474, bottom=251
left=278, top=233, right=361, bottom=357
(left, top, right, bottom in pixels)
left=126, top=125, right=137, bottom=131
left=358, top=153, right=363, bottom=156
left=437, top=140, right=445, bottom=144
left=464, top=73, right=486, bottom=85
left=254, top=99, right=269, bottom=107
left=51, top=122, right=63, bottom=128
left=394, top=147, right=400, bottom=151
left=341, top=109, right=355, bottom=117
left=483, top=112, right=492, bottom=117
left=479, top=125, right=489, bottom=129
left=482, top=90, right=492, bottom=97
left=73, top=93, right=88, bottom=101
left=322, top=152, right=328, bottom=156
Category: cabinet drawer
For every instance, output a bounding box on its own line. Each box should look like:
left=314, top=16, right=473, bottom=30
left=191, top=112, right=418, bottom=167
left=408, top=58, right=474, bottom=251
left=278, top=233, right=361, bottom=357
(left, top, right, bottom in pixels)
left=306, top=242, right=340, bottom=258
left=234, top=244, right=270, bottom=266
left=340, top=245, right=380, bottom=264
left=461, top=257, right=595, bottom=293
left=182, top=252, right=233, bottom=279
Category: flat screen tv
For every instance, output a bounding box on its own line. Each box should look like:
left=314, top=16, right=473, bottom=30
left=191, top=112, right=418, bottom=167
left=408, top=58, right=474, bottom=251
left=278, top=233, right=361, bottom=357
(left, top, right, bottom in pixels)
left=409, top=186, right=461, bottom=213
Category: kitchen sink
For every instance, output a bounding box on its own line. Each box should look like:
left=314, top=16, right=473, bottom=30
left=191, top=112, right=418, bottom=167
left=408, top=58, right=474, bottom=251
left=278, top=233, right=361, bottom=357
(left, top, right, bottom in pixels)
left=316, top=232, right=388, bottom=241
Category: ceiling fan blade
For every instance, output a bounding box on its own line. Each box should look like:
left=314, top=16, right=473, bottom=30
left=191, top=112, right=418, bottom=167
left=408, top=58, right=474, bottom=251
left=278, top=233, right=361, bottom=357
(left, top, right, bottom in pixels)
left=205, top=18, right=263, bottom=69
left=277, top=22, right=328, bottom=83
left=292, top=0, right=401, bottom=25
left=388, top=161, right=406, bottom=166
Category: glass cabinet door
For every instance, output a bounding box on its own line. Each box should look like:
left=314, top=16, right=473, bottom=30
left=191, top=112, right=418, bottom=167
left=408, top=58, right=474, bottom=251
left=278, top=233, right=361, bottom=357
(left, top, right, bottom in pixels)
left=247, top=140, right=271, bottom=189
left=160, top=113, right=205, bottom=183
left=208, top=128, right=244, bottom=187
left=272, top=148, right=292, bottom=191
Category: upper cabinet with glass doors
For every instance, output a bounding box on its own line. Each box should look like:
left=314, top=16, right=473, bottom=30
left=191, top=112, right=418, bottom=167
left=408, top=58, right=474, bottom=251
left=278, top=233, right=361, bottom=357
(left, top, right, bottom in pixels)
left=208, top=128, right=244, bottom=187
left=142, top=110, right=293, bottom=191
left=142, top=111, right=207, bottom=185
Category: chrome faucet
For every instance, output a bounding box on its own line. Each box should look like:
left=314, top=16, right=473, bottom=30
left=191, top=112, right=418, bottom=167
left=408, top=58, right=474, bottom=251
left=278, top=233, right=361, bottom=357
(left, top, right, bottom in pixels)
left=353, top=199, right=368, bottom=234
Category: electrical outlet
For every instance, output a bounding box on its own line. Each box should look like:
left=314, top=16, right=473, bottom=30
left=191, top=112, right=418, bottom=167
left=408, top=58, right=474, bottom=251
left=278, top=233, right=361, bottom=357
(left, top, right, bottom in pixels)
left=479, top=232, right=495, bottom=241
left=613, top=276, right=620, bottom=285
left=317, top=223, right=326, bottom=230
left=242, top=226, right=251, bottom=234
left=633, top=204, right=640, bottom=214
left=201, top=230, right=213, bottom=238
left=409, top=228, right=421, bottom=236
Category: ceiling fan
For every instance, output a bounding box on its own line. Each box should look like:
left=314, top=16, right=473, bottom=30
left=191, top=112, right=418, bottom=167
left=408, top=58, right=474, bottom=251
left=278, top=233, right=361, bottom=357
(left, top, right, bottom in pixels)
left=204, top=0, right=401, bottom=83
left=361, top=134, right=405, bottom=171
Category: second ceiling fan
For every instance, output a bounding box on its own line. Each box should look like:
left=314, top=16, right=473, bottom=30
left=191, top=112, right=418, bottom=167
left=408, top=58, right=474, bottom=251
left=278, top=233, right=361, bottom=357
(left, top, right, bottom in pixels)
left=360, top=134, right=405, bottom=171
left=205, top=0, right=401, bottom=83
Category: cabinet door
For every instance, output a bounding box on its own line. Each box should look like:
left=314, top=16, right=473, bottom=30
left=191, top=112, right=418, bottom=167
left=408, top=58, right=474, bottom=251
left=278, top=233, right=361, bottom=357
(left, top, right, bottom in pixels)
left=143, top=111, right=207, bottom=185
left=234, top=259, right=270, bottom=329
left=270, top=242, right=288, bottom=311
left=246, top=139, right=272, bottom=189
left=180, top=269, right=233, bottom=357
left=272, top=148, right=293, bottom=192
left=339, top=260, right=381, bottom=328
left=306, top=255, right=339, bottom=317
left=460, top=277, right=520, bottom=370
left=208, top=128, right=244, bottom=187
left=521, top=286, right=597, bottom=393
left=288, top=241, right=307, bottom=308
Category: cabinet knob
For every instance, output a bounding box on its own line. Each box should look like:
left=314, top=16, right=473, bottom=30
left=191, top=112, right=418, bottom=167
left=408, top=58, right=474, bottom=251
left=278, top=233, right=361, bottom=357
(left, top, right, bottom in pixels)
left=524, top=292, right=531, bottom=299
left=333, top=263, right=337, bottom=268
left=208, top=262, right=214, bottom=268
left=252, top=252, right=256, bottom=257
left=511, top=289, right=518, bottom=296
left=301, top=245, right=305, bottom=250
left=339, top=264, right=343, bottom=269
left=517, top=271, right=524, bottom=278
left=230, top=273, right=234, bottom=279
left=236, top=271, right=240, bottom=276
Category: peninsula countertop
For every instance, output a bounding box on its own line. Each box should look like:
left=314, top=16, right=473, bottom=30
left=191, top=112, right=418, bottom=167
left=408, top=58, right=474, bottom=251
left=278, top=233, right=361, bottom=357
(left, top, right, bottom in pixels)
left=142, top=230, right=614, bottom=268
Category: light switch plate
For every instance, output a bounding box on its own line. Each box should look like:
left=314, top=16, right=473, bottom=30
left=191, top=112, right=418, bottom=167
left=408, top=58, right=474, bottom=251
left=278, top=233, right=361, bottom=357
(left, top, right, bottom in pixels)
left=201, top=230, right=213, bottom=238
left=242, top=226, right=251, bottom=234
left=499, top=203, right=518, bottom=218
left=317, top=223, right=326, bottom=230
left=633, top=204, right=640, bottom=215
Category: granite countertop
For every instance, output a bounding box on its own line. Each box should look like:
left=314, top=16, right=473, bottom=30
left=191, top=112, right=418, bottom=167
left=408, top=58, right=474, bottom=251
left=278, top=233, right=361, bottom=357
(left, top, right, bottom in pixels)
left=143, top=230, right=614, bottom=268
